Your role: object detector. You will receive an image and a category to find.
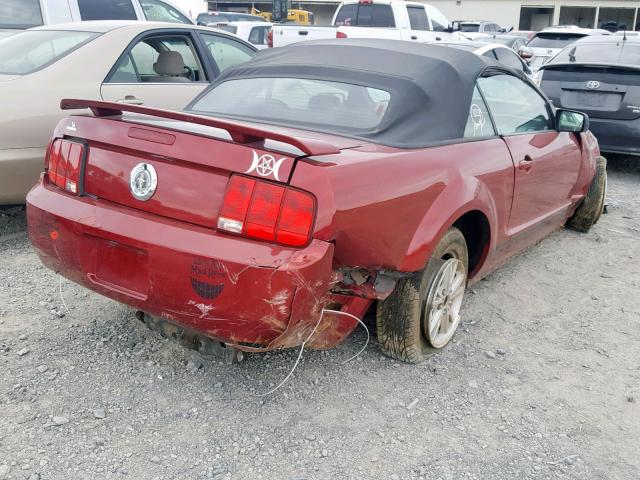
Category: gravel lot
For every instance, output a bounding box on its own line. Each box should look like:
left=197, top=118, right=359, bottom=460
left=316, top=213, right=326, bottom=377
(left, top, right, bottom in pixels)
left=1, top=157, right=639, bottom=480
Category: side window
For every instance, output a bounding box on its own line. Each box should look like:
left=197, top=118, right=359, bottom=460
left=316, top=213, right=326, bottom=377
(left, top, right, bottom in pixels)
left=77, top=0, right=136, bottom=20
left=370, top=5, right=395, bottom=27
left=200, top=34, right=255, bottom=73
left=140, top=0, right=192, bottom=24
left=494, top=48, right=524, bottom=70
left=337, top=4, right=395, bottom=27
left=407, top=6, right=430, bottom=31
left=248, top=27, right=267, bottom=45
left=334, top=4, right=357, bottom=26
left=464, top=86, right=495, bottom=138
left=482, top=49, right=498, bottom=60
left=478, top=74, right=552, bottom=135
left=108, top=35, right=204, bottom=83
left=109, top=53, right=137, bottom=82
left=428, top=8, right=449, bottom=32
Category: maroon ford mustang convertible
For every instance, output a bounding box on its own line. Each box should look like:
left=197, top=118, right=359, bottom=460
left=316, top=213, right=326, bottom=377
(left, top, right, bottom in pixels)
left=27, top=39, right=607, bottom=363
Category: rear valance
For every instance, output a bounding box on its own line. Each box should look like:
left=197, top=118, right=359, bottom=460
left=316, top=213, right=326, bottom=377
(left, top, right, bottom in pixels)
left=60, top=99, right=341, bottom=156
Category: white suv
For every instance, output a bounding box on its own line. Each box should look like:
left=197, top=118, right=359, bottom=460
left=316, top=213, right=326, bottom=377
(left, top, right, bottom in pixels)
left=0, top=0, right=193, bottom=31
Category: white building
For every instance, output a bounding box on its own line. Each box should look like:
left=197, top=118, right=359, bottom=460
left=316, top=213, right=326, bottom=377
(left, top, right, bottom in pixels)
left=429, top=0, right=639, bottom=31
left=208, top=0, right=640, bottom=30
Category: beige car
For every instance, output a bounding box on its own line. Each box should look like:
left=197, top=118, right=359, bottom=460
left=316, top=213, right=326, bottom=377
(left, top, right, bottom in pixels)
left=0, top=21, right=256, bottom=204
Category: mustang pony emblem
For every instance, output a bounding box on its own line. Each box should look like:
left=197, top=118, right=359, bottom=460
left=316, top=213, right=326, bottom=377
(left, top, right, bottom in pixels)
left=586, top=80, right=600, bottom=90
left=129, top=163, right=157, bottom=201
left=245, top=150, right=286, bottom=181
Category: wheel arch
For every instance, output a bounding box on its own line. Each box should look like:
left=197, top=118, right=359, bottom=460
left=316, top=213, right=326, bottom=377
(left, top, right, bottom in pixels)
left=399, top=176, right=498, bottom=275
left=452, top=209, right=491, bottom=277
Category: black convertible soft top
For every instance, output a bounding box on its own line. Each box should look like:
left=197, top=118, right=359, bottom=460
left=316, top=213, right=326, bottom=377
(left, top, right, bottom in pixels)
left=188, top=39, right=501, bottom=148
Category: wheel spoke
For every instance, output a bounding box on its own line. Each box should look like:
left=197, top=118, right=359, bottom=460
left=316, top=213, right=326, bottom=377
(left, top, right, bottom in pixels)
left=439, top=309, right=451, bottom=334
left=442, top=261, right=455, bottom=288
left=449, top=307, right=460, bottom=328
left=433, top=287, right=446, bottom=306
left=430, top=308, right=444, bottom=339
left=449, top=270, right=465, bottom=295
left=449, top=285, right=465, bottom=302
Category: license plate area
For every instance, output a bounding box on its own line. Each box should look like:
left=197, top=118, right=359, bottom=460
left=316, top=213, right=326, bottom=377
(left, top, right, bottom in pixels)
left=562, top=90, right=623, bottom=111
left=93, top=239, right=149, bottom=299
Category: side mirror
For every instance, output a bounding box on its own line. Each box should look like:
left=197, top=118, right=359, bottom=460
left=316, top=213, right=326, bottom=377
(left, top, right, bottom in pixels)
left=518, top=46, right=534, bottom=59
left=556, top=109, right=589, bottom=133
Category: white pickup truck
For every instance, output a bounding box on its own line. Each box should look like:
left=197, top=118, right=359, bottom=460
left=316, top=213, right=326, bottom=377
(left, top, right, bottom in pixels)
left=271, top=0, right=458, bottom=48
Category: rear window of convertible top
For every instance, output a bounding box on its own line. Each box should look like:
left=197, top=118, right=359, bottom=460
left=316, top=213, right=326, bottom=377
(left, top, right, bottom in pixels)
left=189, top=77, right=391, bottom=132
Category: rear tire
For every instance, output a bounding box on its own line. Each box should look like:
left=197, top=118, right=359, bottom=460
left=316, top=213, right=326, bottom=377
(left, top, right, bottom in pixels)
left=566, top=156, right=607, bottom=233
left=376, top=227, right=468, bottom=363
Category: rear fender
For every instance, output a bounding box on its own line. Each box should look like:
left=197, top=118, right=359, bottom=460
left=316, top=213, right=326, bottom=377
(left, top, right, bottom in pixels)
left=399, top=175, right=498, bottom=272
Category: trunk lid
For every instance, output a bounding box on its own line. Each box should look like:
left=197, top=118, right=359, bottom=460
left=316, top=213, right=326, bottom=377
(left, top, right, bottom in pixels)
left=55, top=100, right=347, bottom=228
left=542, top=65, right=640, bottom=120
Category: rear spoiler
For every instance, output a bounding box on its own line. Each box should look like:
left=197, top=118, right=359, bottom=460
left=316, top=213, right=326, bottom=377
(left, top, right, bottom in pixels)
left=60, top=99, right=341, bottom=156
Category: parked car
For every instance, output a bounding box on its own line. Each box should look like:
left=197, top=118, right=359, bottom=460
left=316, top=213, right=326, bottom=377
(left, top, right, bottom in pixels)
left=433, top=41, right=532, bottom=76
left=0, top=0, right=194, bottom=30
left=521, top=26, right=610, bottom=71
left=475, top=34, right=527, bottom=53
left=196, top=11, right=266, bottom=25
left=27, top=39, right=606, bottom=364
left=0, top=21, right=256, bottom=204
left=538, top=35, right=640, bottom=157
left=453, top=20, right=504, bottom=39
left=271, top=0, right=457, bottom=48
left=211, top=21, right=272, bottom=49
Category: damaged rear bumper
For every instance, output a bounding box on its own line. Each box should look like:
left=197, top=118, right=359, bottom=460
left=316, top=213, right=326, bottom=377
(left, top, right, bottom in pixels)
left=26, top=181, right=368, bottom=351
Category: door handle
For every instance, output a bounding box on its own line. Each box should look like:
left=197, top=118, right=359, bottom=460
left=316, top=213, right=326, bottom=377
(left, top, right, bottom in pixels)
left=411, top=35, right=418, bottom=40
left=518, top=155, right=533, bottom=172
left=298, top=30, right=308, bottom=35
left=117, top=95, right=143, bottom=105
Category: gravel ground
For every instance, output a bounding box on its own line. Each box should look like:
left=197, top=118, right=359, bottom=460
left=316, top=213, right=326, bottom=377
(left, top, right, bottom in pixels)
left=1, top=157, right=639, bottom=480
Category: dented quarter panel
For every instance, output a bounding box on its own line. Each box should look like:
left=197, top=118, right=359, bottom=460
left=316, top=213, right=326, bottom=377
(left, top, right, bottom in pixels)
left=291, top=138, right=514, bottom=277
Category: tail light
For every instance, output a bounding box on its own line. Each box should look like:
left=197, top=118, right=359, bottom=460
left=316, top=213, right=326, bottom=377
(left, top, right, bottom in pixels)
left=217, top=175, right=316, bottom=247
left=267, top=29, right=273, bottom=48
left=336, top=31, right=347, bottom=38
left=45, top=139, right=84, bottom=194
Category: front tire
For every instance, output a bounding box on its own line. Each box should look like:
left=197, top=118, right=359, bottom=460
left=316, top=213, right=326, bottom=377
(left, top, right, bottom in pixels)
left=566, top=156, right=607, bottom=233
left=376, top=227, right=468, bottom=363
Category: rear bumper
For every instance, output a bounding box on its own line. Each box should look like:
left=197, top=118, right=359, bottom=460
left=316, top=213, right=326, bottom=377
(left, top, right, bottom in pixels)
left=26, top=180, right=364, bottom=351
left=0, top=147, right=45, bottom=204
left=589, top=117, right=640, bottom=157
